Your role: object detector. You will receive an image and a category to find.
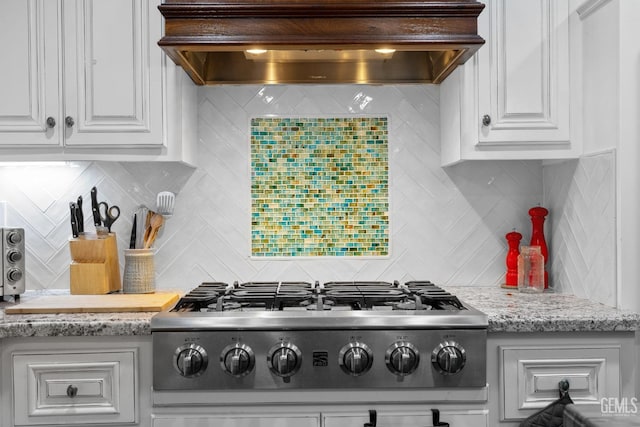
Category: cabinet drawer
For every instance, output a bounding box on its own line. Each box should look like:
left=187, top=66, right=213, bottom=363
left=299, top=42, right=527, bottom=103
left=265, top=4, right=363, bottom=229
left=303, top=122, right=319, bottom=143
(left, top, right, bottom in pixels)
left=500, top=345, right=620, bottom=420
left=13, top=350, right=136, bottom=425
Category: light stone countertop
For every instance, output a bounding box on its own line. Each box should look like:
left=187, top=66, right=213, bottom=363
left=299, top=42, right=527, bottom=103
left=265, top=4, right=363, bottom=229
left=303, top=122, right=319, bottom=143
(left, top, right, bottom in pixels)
left=0, top=287, right=639, bottom=338
left=446, top=286, right=640, bottom=333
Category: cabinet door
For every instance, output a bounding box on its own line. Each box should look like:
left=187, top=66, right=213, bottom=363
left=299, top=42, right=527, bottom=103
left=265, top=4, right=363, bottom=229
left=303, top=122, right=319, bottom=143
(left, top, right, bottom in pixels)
left=152, top=415, right=320, bottom=427
left=477, top=0, right=570, bottom=145
left=323, top=410, right=488, bottom=427
left=0, top=0, right=61, bottom=146
left=62, top=0, right=163, bottom=147
left=13, top=350, right=136, bottom=425
left=500, top=344, right=621, bottom=421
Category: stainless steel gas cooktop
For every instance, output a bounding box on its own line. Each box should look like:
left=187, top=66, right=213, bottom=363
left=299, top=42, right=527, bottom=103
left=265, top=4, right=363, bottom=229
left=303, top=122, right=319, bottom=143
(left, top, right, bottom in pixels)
left=152, top=280, right=487, bottom=391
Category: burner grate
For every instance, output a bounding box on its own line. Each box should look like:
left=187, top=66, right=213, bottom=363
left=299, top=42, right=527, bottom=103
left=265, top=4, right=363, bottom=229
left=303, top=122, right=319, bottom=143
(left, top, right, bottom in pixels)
left=170, top=280, right=467, bottom=312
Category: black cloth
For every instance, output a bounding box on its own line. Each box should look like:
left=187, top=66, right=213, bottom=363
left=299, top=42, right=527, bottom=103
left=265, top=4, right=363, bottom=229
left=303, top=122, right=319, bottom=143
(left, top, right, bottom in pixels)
left=519, top=393, right=574, bottom=427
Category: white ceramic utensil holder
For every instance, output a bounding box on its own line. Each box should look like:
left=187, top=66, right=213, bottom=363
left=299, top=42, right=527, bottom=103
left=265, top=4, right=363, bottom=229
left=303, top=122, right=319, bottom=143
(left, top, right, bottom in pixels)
left=122, top=249, right=155, bottom=294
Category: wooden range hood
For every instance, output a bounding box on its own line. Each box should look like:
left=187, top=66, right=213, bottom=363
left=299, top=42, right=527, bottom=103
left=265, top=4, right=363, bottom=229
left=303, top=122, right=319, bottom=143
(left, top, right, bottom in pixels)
left=158, top=0, right=485, bottom=85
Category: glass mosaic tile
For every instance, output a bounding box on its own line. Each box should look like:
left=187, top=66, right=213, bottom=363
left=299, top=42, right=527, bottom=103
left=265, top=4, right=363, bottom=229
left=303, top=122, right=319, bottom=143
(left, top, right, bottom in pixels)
left=251, top=117, right=389, bottom=257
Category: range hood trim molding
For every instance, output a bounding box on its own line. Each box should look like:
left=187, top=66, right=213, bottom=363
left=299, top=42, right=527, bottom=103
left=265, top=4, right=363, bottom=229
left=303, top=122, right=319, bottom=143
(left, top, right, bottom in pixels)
left=158, top=2, right=485, bottom=18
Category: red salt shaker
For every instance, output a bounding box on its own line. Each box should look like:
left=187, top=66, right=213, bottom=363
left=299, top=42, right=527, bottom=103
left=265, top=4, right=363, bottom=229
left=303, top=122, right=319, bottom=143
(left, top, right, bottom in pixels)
left=504, top=231, right=522, bottom=288
left=528, top=206, right=549, bottom=289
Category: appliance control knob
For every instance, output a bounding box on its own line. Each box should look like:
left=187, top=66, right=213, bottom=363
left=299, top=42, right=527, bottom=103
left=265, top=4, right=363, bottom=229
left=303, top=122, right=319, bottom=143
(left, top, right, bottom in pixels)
left=431, top=341, right=466, bottom=374
left=6, top=268, right=23, bottom=282
left=7, top=249, right=22, bottom=263
left=174, top=344, right=208, bottom=378
left=6, top=231, right=22, bottom=245
left=220, top=344, right=255, bottom=377
left=339, top=342, right=373, bottom=376
left=385, top=342, right=420, bottom=376
left=268, top=342, right=302, bottom=377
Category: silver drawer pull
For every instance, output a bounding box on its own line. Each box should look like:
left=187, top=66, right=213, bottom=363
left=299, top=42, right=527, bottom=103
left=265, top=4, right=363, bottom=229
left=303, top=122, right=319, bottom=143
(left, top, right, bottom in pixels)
left=66, top=385, right=78, bottom=398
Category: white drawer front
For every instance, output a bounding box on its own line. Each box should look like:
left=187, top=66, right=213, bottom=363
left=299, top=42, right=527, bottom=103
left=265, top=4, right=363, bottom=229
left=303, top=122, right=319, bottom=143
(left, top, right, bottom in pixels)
left=13, top=351, right=136, bottom=425
left=500, top=345, right=620, bottom=421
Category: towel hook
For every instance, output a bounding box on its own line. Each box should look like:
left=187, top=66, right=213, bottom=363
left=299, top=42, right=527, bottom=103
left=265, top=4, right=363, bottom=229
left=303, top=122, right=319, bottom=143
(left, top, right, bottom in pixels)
left=559, top=379, right=570, bottom=397
left=364, top=409, right=376, bottom=427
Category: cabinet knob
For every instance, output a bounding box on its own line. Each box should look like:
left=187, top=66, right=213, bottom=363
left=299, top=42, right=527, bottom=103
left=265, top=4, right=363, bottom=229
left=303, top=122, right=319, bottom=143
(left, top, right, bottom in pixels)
left=66, top=385, right=78, bottom=398
left=482, top=114, right=491, bottom=126
left=46, top=117, right=56, bottom=128
left=65, top=116, right=75, bottom=128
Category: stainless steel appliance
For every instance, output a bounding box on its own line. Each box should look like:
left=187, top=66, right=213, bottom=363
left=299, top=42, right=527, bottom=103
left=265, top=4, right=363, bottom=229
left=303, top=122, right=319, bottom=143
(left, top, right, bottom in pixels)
left=152, top=281, right=487, bottom=393
left=1, top=228, right=25, bottom=297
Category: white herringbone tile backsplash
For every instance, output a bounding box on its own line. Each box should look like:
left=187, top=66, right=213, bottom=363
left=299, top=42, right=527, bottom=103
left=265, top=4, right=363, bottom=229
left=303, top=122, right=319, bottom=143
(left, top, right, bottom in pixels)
left=543, top=151, right=617, bottom=306
left=2, top=85, right=547, bottom=292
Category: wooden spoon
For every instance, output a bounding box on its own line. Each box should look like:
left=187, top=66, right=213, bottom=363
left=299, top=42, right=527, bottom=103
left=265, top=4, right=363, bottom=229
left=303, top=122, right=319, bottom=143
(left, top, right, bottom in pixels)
left=144, top=213, right=164, bottom=249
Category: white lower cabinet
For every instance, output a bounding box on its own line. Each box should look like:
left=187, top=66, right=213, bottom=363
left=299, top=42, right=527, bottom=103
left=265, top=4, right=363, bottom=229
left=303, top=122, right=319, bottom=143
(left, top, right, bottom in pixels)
left=152, top=415, right=320, bottom=427
left=500, top=344, right=620, bottom=420
left=13, top=351, right=136, bottom=425
left=1, top=336, right=152, bottom=427
left=322, top=409, right=489, bottom=427
left=152, top=410, right=488, bottom=427
left=487, top=332, right=636, bottom=426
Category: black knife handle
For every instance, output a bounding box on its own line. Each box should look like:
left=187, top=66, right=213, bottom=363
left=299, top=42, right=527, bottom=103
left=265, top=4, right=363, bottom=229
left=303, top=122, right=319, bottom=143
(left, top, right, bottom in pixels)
left=69, top=202, right=79, bottom=238
left=129, top=214, right=137, bottom=249
left=76, top=196, right=84, bottom=232
left=90, top=186, right=101, bottom=226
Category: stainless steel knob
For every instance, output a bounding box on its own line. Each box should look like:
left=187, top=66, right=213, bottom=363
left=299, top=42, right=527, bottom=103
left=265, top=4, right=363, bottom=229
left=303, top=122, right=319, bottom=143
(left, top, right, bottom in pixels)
left=268, top=342, right=302, bottom=377
left=6, top=231, right=22, bottom=245
left=46, top=117, right=56, bottom=128
left=66, top=385, right=78, bottom=398
left=431, top=341, right=466, bottom=374
left=65, top=116, right=75, bottom=128
left=220, top=343, right=255, bottom=377
left=339, top=342, right=373, bottom=376
left=174, top=344, right=208, bottom=377
left=6, top=268, right=22, bottom=282
left=7, top=249, right=22, bottom=263
left=385, top=342, right=419, bottom=376
left=482, top=114, right=491, bottom=126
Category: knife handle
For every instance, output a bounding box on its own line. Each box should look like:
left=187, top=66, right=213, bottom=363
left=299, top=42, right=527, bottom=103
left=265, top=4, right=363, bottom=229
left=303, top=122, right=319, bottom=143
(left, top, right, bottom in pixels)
left=90, top=186, right=101, bottom=227
left=129, top=214, right=137, bottom=249
left=69, top=202, right=79, bottom=238
left=76, top=196, right=84, bottom=233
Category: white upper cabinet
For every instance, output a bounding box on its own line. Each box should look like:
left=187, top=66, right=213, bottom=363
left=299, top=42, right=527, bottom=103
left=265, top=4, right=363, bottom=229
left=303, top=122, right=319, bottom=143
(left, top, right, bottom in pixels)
left=0, top=1, right=60, bottom=146
left=441, top=0, right=581, bottom=165
left=0, top=0, right=196, bottom=164
left=62, top=0, right=162, bottom=147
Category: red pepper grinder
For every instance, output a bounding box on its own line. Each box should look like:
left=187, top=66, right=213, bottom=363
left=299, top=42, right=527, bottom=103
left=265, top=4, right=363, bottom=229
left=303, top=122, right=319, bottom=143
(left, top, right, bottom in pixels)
left=528, top=206, right=549, bottom=289
left=504, top=230, right=522, bottom=288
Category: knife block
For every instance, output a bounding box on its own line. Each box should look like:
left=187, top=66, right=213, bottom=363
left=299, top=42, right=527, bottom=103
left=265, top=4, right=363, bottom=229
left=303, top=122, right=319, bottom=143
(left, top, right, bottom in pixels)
left=69, top=233, right=121, bottom=294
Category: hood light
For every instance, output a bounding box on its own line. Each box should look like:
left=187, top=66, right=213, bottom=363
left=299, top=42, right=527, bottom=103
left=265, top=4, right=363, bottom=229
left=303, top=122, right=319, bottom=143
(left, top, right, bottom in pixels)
left=246, top=49, right=268, bottom=55
left=244, top=49, right=396, bottom=62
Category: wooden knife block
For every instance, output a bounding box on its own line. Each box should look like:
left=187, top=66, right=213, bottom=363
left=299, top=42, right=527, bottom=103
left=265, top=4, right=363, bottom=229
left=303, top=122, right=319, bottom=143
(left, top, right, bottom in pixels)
left=69, top=233, right=121, bottom=294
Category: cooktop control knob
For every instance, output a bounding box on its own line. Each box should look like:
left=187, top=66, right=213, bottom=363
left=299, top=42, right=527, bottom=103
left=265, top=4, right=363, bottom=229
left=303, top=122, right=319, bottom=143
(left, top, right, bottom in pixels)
left=220, top=343, right=255, bottom=377
left=7, top=249, right=22, bottom=263
left=339, top=342, right=373, bottom=376
left=385, top=342, right=419, bottom=376
left=6, top=231, right=22, bottom=245
left=431, top=341, right=466, bottom=374
left=174, top=344, right=208, bottom=377
left=6, top=268, right=23, bottom=283
left=268, top=342, right=302, bottom=377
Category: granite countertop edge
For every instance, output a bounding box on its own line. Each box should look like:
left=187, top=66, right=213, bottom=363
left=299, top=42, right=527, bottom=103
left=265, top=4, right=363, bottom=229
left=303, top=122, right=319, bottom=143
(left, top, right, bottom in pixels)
left=0, top=287, right=639, bottom=338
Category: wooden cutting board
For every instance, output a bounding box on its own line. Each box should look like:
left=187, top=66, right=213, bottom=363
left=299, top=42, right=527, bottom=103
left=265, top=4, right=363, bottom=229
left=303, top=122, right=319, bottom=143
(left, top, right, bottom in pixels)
left=4, top=292, right=180, bottom=314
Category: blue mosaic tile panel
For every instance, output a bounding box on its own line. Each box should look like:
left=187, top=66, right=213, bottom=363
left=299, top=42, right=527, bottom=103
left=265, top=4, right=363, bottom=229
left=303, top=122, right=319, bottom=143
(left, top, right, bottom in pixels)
left=251, top=117, right=389, bottom=257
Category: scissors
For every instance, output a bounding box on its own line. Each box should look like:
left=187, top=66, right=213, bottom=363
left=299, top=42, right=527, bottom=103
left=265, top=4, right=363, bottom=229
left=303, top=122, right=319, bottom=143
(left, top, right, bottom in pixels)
left=98, top=202, right=121, bottom=232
